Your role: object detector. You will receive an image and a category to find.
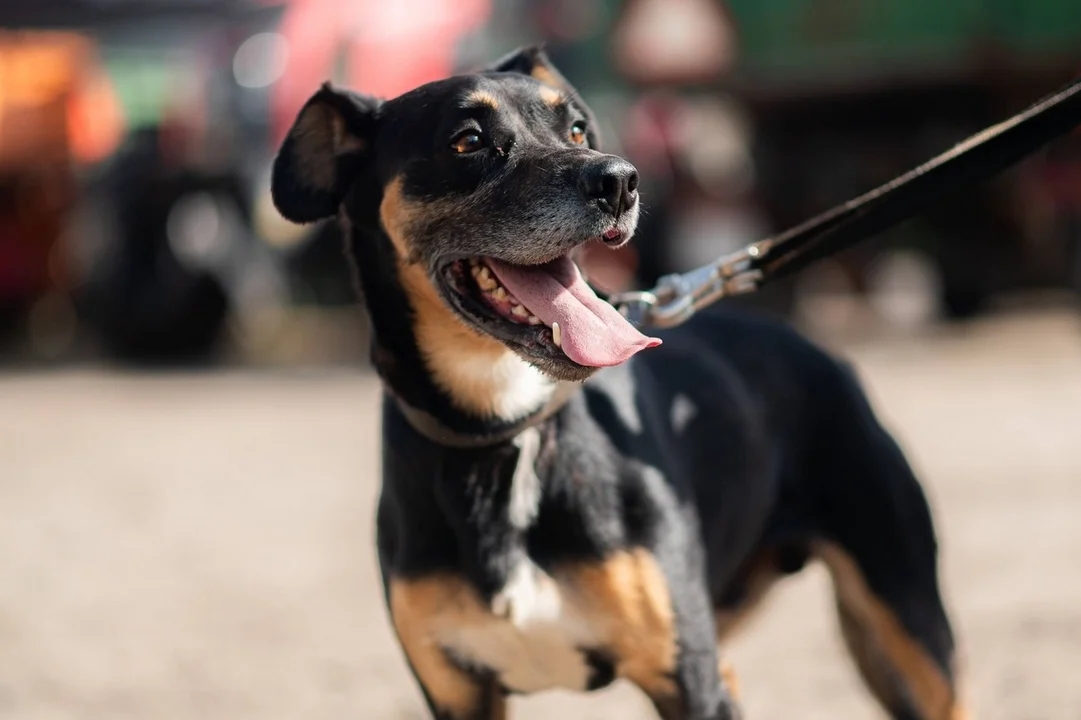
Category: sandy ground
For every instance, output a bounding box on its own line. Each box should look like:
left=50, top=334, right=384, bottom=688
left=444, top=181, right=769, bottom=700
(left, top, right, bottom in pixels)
left=2, top=308, right=1080, bottom=720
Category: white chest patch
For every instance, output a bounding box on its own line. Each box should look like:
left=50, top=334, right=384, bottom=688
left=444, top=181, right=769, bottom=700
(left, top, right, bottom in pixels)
left=454, top=348, right=555, bottom=421
left=436, top=560, right=600, bottom=693
left=508, top=427, right=542, bottom=529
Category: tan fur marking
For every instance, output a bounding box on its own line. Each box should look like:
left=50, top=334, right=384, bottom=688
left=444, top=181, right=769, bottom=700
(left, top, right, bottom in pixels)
left=292, top=104, right=365, bottom=191
left=379, top=177, right=506, bottom=391
left=466, top=89, right=500, bottom=110
left=538, top=85, right=563, bottom=106
left=378, top=176, right=418, bottom=259
left=389, top=552, right=677, bottom=711
left=389, top=577, right=491, bottom=718
left=563, top=549, right=678, bottom=697
left=715, top=552, right=780, bottom=643
left=379, top=177, right=554, bottom=420
left=815, top=541, right=967, bottom=720
left=530, top=64, right=561, bottom=89
left=719, top=658, right=741, bottom=702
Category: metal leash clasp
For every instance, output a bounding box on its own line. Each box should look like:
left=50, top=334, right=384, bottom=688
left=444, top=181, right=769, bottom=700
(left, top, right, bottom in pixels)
left=610, top=241, right=771, bottom=329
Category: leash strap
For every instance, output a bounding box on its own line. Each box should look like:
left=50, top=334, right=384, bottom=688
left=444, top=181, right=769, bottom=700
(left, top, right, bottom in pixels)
left=611, top=75, right=1081, bottom=329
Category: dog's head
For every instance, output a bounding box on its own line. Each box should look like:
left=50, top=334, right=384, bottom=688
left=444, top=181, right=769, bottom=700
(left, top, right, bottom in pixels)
left=272, top=46, right=659, bottom=391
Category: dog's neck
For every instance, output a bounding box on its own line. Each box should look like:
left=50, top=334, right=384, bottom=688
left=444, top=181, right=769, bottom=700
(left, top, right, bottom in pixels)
left=343, top=214, right=566, bottom=438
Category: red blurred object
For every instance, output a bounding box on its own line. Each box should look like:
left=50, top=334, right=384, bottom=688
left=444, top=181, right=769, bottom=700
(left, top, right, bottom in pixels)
left=271, top=0, right=492, bottom=146
left=0, top=31, right=93, bottom=303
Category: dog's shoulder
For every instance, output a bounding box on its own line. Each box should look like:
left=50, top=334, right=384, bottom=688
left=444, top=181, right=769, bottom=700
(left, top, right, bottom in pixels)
left=631, top=307, right=864, bottom=411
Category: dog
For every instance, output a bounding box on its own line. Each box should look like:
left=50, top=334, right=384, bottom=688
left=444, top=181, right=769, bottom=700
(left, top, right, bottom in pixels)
left=270, top=45, right=967, bottom=720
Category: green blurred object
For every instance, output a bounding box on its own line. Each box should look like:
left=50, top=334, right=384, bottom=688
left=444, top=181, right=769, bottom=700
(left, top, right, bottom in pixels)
left=724, top=0, right=1081, bottom=90
left=103, top=57, right=174, bottom=130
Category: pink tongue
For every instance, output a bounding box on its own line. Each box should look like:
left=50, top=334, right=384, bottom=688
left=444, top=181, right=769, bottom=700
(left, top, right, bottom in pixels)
left=485, top=256, right=661, bottom=367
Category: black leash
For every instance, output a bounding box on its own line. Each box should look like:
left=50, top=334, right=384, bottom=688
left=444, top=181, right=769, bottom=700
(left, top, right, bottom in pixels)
left=611, top=75, right=1081, bottom=329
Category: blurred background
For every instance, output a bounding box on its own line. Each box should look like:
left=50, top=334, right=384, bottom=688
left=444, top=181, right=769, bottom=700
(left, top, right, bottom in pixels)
left=0, top=0, right=1079, bottom=364
left=2, top=1, right=1080, bottom=719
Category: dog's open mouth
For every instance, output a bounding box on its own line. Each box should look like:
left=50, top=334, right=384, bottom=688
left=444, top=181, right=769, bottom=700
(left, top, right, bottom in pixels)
left=440, top=253, right=660, bottom=368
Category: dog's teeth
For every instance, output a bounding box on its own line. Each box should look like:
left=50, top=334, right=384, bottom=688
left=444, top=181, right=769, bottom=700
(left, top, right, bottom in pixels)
left=552, top=322, right=562, bottom=347
left=476, top=268, right=497, bottom=291
left=492, top=286, right=507, bottom=301
left=527, top=314, right=540, bottom=325
left=511, top=304, right=529, bottom=318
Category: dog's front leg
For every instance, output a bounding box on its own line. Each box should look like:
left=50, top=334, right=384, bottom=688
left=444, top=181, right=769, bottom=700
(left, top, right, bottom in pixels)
left=641, top=549, right=743, bottom=720
left=646, top=616, right=743, bottom=720
left=565, top=542, right=742, bottom=720
left=389, top=573, right=507, bottom=720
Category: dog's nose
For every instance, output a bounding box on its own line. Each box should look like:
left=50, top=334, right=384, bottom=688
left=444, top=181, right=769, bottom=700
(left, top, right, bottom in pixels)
left=578, top=157, right=639, bottom=217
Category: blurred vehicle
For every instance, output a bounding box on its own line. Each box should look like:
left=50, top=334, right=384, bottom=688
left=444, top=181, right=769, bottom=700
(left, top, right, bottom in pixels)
left=721, top=0, right=1081, bottom=320
left=3, top=1, right=289, bottom=363
left=0, top=31, right=96, bottom=355
left=4, top=0, right=497, bottom=363
left=1022, top=133, right=1081, bottom=312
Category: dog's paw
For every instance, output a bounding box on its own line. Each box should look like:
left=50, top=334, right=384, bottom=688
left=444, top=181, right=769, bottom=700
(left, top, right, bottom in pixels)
left=491, top=560, right=562, bottom=626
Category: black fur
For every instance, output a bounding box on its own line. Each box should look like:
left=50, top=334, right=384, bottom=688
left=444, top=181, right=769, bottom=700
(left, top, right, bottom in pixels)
left=272, top=46, right=961, bottom=720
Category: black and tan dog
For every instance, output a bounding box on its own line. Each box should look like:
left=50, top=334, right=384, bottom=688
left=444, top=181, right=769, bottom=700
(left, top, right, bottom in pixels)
left=270, top=46, right=967, bottom=720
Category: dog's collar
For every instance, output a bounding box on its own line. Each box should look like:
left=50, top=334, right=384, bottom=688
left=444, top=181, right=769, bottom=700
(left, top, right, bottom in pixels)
left=388, top=381, right=579, bottom=448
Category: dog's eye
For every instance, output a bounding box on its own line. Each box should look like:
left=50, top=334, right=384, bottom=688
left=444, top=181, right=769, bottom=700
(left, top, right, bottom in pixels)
left=451, top=132, right=485, bottom=154
left=569, top=121, right=587, bottom=145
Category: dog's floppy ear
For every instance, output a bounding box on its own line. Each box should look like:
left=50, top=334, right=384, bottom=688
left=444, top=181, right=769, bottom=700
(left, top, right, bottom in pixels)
left=272, top=83, right=381, bottom=224
left=486, top=45, right=574, bottom=93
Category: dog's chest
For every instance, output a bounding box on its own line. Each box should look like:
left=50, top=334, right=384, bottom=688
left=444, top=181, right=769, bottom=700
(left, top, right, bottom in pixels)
left=435, top=559, right=604, bottom=693
left=393, top=429, right=675, bottom=695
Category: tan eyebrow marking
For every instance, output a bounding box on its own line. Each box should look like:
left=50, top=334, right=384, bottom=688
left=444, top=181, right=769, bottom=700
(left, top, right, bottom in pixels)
left=464, top=89, right=499, bottom=110
left=538, top=85, right=564, bottom=107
